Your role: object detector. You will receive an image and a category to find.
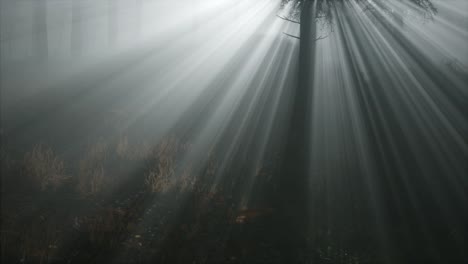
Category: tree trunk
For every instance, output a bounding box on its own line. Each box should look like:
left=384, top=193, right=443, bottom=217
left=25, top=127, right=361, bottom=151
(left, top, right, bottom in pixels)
left=276, top=0, right=317, bottom=260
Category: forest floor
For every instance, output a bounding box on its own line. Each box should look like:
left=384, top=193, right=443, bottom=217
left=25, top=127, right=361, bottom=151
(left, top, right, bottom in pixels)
left=1, top=136, right=378, bottom=264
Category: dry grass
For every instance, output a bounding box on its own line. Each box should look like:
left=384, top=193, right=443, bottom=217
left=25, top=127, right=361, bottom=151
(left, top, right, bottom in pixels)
left=22, top=144, right=68, bottom=191
left=16, top=136, right=199, bottom=197
left=144, top=137, right=194, bottom=193
left=115, top=136, right=130, bottom=159
left=77, top=141, right=108, bottom=196
left=19, top=136, right=198, bottom=196
left=178, top=166, right=196, bottom=193
left=144, top=138, right=177, bottom=193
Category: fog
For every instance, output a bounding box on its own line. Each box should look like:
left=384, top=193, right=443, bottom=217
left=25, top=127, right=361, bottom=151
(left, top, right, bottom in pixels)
left=1, top=0, right=467, bottom=263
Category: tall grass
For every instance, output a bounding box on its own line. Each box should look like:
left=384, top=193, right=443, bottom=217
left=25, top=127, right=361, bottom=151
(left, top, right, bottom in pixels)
left=22, top=144, right=68, bottom=191
left=77, top=141, right=108, bottom=196
left=144, top=137, right=194, bottom=193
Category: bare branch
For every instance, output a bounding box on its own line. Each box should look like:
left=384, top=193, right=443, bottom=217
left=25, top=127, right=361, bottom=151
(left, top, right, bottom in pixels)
left=283, top=32, right=300, bottom=39
left=315, top=14, right=328, bottom=19
left=276, top=14, right=301, bottom=24
left=315, top=35, right=329, bottom=41
left=283, top=32, right=329, bottom=41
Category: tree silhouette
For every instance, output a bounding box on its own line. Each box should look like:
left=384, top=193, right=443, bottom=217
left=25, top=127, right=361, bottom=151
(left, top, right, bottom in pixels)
left=274, top=0, right=438, bottom=261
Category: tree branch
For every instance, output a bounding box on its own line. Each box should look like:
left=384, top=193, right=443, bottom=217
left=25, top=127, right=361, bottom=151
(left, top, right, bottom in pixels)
left=283, top=32, right=300, bottom=39
left=283, top=32, right=329, bottom=41
left=276, top=14, right=301, bottom=24
left=315, top=34, right=329, bottom=41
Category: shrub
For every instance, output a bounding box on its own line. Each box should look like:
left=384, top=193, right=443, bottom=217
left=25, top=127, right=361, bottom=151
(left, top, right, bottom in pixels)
left=145, top=149, right=175, bottom=193
left=22, top=144, right=67, bottom=191
left=144, top=137, right=193, bottom=193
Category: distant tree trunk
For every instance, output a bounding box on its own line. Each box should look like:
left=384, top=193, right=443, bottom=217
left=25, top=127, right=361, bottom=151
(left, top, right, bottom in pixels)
left=71, top=0, right=83, bottom=56
left=33, top=0, right=48, bottom=59
left=276, top=0, right=317, bottom=260
left=108, top=0, right=118, bottom=47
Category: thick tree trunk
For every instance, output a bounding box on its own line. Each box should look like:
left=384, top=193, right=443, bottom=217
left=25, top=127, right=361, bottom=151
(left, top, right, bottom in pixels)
left=276, top=0, right=317, bottom=260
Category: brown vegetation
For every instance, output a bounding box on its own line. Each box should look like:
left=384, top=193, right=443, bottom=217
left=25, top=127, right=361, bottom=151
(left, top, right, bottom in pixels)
left=22, top=144, right=68, bottom=191
left=144, top=137, right=194, bottom=193
left=77, top=141, right=108, bottom=196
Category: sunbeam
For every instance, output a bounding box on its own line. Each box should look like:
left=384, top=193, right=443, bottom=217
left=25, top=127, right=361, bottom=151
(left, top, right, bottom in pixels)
left=1, top=0, right=467, bottom=263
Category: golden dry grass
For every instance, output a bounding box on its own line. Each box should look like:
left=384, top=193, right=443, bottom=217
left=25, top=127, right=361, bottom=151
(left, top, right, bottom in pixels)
left=22, top=144, right=68, bottom=191
left=144, top=136, right=194, bottom=194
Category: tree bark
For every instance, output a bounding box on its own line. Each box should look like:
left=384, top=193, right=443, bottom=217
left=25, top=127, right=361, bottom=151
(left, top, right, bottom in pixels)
left=276, top=0, right=317, bottom=260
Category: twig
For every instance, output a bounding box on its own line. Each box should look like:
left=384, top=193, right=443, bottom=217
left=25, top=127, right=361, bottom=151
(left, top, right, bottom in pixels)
left=315, top=34, right=329, bottom=41
left=276, top=14, right=300, bottom=24
left=283, top=32, right=300, bottom=39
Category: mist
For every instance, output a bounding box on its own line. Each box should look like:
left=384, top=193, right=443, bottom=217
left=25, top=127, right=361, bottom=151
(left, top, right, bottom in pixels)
left=1, top=0, right=467, bottom=263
